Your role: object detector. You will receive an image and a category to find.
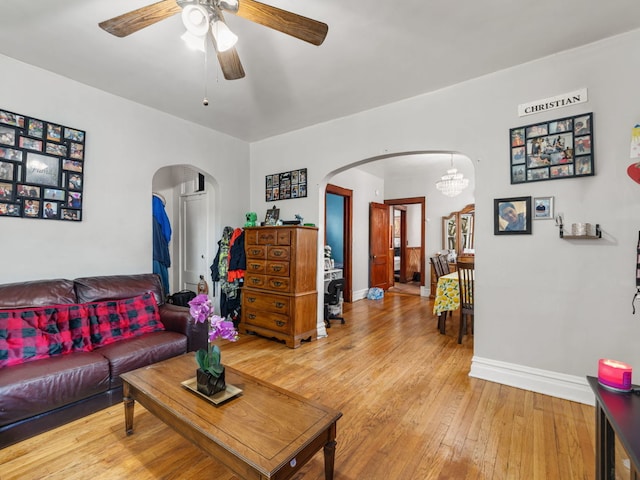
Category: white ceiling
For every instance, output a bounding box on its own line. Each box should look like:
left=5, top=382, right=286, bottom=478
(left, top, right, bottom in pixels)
left=1, top=1, right=640, bottom=143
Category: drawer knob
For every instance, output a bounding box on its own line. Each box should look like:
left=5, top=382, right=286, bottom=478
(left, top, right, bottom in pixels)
left=273, top=281, right=283, bottom=287
left=251, top=264, right=260, bottom=270
left=248, top=313, right=256, bottom=319
left=252, top=278, right=260, bottom=284
left=272, top=266, right=282, bottom=272
left=273, top=251, right=283, bottom=257
left=275, top=302, right=285, bottom=308
left=275, top=321, right=285, bottom=327
left=248, top=297, right=256, bottom=303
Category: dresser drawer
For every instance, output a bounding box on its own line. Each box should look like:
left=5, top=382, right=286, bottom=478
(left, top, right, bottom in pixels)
left=245, top=273, right=267, bottom=289
left=246, top=259, right=266, bottom=274
left=276, top=229, right=291, bottom=245
left=256, top=229, right=278, bottom=245
left=266, top=276, right=291, bottom=292
left=243, top=309, right=290, bottom=333
left=267, top=246, right=290, bottom=261
left=246, top=245, right=267, bottom=259
left=243, top=291, right=290, bottom=314
left=266, top=261, right=289, bottom=276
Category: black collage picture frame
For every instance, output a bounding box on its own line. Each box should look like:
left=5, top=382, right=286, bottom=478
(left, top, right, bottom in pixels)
left=0, top=109, right=85, bottom=221
left=265, top=168, right=307, bottom=202
left=510, top=112, right=593, bottom=184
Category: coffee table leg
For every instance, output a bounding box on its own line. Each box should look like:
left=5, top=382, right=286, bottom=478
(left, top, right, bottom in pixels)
left=323, top=423, right=338, bottom=480
left=123, top=382, right=135, bottom=435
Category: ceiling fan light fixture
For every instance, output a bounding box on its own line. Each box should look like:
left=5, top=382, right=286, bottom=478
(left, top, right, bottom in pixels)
left=181, top=4, right=211, bottom=37
left=180, top=31, right=206, bottom=52
left=211, top=18, right=238, bottom=52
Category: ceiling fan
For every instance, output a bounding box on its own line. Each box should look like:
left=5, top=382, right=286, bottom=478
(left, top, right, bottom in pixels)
left=99, top=0, right=328, bottom=80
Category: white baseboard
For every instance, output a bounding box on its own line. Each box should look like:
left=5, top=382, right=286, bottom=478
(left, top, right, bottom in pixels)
left=469, top=356, right=595, bottom=406
left=353, top=289, right=369, bottom=301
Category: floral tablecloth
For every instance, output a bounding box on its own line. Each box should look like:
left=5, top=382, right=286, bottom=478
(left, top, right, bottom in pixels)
left=433, top=272, right=461, bottom=315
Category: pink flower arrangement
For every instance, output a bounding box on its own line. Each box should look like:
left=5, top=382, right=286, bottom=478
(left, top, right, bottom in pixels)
left=188, top=294, right=238, bottom=376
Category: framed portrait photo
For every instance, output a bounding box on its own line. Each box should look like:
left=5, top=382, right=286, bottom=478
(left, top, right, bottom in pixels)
left=533, top=196, right=554, bottom=220
left=494, top=196, right=532, bottom=235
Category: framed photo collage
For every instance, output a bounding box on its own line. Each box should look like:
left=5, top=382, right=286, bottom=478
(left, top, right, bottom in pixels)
left=0, top=108, right=85, bottom=221
left=265, top=168, right=307, bottom=202
left=510, top=112, right=593, bottom=184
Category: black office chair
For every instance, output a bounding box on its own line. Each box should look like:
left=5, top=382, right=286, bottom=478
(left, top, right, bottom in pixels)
left=325, top=278, right=345, bottom=328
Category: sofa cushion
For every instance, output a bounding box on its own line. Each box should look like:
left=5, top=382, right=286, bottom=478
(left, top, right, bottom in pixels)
left=0, top=351, right=110, bottom=426
left=0, top=305, right=93, bottom=368
left=87, top=292, right=164, bottom=347
left=75, top=273, right=165, bottom=306
left=0, top=279, right=76, bottom=309
left=96, top=331, right=187, bottom=388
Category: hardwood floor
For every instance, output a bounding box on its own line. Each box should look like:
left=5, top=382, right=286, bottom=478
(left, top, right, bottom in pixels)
left=0, top=292, right=596, bottom=479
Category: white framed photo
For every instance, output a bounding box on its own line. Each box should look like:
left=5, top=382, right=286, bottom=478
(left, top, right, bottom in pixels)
left=533, top=196, right=554, bottom=220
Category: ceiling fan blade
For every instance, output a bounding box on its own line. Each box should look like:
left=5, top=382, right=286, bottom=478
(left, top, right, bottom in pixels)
left=235, top=0, right=328, bottom=46
left=99, top=0, right=181, bottom=38
left=217, top=47, right=245, bottom=80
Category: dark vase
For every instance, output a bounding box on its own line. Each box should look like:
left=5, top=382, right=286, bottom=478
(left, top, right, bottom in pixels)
left=196, top=367, right=226, bottom=396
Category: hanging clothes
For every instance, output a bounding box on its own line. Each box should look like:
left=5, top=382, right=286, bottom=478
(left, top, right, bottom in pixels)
left=210, top=226, right=245, bottom=324
left=152, top=194, right=172, bottom=296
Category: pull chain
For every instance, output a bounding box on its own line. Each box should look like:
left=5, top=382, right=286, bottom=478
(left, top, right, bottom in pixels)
left=203, top=35, right=209, bottom=106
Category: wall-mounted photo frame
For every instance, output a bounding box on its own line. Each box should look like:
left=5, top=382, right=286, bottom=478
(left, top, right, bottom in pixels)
left=533, top=196, right=554, bottom=220
left=0, top=107, right=86, bottom=221
left=266, top=168, right=307, bottom=202
left=494, top=196, right=532, bottom=235
left=510, top=112, right=594, bottom=184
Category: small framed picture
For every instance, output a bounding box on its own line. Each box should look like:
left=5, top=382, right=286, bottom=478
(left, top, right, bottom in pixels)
left=19, top=136, right=43, bottom=151
left=16, top=184, right=40, bottom=198
left=66, top=191, right=82, bottom=208
left=0, top=181, right=14, bottom=201
left=69, top=142, right=84, bottom=160
left=67, top=173, right=82, bottom=191
left=0, top=126, right=16, bottom=146
left=62, top=159, right=83, bottom=172
left=45, top=142, right=67, bottom=157
left=0, top=147, right=23, bottom=161
left=23, top=199, right=40, bottom=218
left=42, top=201, right=59, bottom=219
left=494, top=196, right=532, bottom=235
left=265, top=206, right=279, bottom=225
left=0, top=160, right=14, bottom=181
left=61, top=208, right=81, bottom=221
left=47, top=124, right=62, bottom=142
left=0, top=110, right=25, bottom=128
left=533, top=196, right=554, bottom=220
left=324, top=258, right=332, bottom=271
left=28, top=119, right=44, bottom=138
left=44, top=187, right=66, bottom=201
left=64, top=127, right=85, bottom=143
left=0, top=202, right=20, bottom=216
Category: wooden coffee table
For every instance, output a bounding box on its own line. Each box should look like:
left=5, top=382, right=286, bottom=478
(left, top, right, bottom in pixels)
left=120, top=353, right=342, bottom=480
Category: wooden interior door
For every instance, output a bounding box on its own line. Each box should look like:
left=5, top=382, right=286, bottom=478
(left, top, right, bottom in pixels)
left=369, top=202, right=390, bottom=290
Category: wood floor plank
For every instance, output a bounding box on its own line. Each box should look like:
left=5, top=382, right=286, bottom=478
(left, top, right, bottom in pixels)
left=0, top=292, right=596, bottom=479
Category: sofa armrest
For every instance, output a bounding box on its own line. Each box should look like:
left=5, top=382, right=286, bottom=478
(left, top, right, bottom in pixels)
left=159, top=304, right=207, bottom=353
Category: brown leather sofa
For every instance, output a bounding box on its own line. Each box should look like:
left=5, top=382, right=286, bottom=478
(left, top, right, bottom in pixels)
left=0, top=273, right=206, bottom=448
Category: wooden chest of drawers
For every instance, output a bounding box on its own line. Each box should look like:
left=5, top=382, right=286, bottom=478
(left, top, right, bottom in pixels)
left=241, top=226, right=318, bottom=348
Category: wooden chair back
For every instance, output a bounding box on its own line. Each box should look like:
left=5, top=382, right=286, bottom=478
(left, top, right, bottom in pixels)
left=437, top=255, right=451, bottom=275
left=456, top=260, right=474, bottom=314
left=430, top=255, right=446, bottom=278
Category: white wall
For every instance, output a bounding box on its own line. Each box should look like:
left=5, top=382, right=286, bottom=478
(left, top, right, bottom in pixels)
left=249, top=30, right=640, bottom=403
left=0, top=54, right=249, bottom=284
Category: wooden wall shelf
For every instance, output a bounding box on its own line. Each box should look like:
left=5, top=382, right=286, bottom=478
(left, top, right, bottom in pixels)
left=558, top=223, right=601, bottom=239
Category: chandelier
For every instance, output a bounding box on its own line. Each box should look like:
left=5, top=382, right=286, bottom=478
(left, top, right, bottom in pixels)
left=436, top=155, right=469, bottom=197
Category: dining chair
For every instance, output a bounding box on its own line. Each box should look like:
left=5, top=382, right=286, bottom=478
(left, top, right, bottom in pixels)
left=431, top=254, right=452, bottom=333
left=456, top=259, right=474, bottom=344
left=437, top=254, right=451, bottom=275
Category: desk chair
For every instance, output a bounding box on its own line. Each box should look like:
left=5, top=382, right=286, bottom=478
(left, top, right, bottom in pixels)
left=456, top=259, right=474, bottom=344
left=325, top=278, right=345, bottom=328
